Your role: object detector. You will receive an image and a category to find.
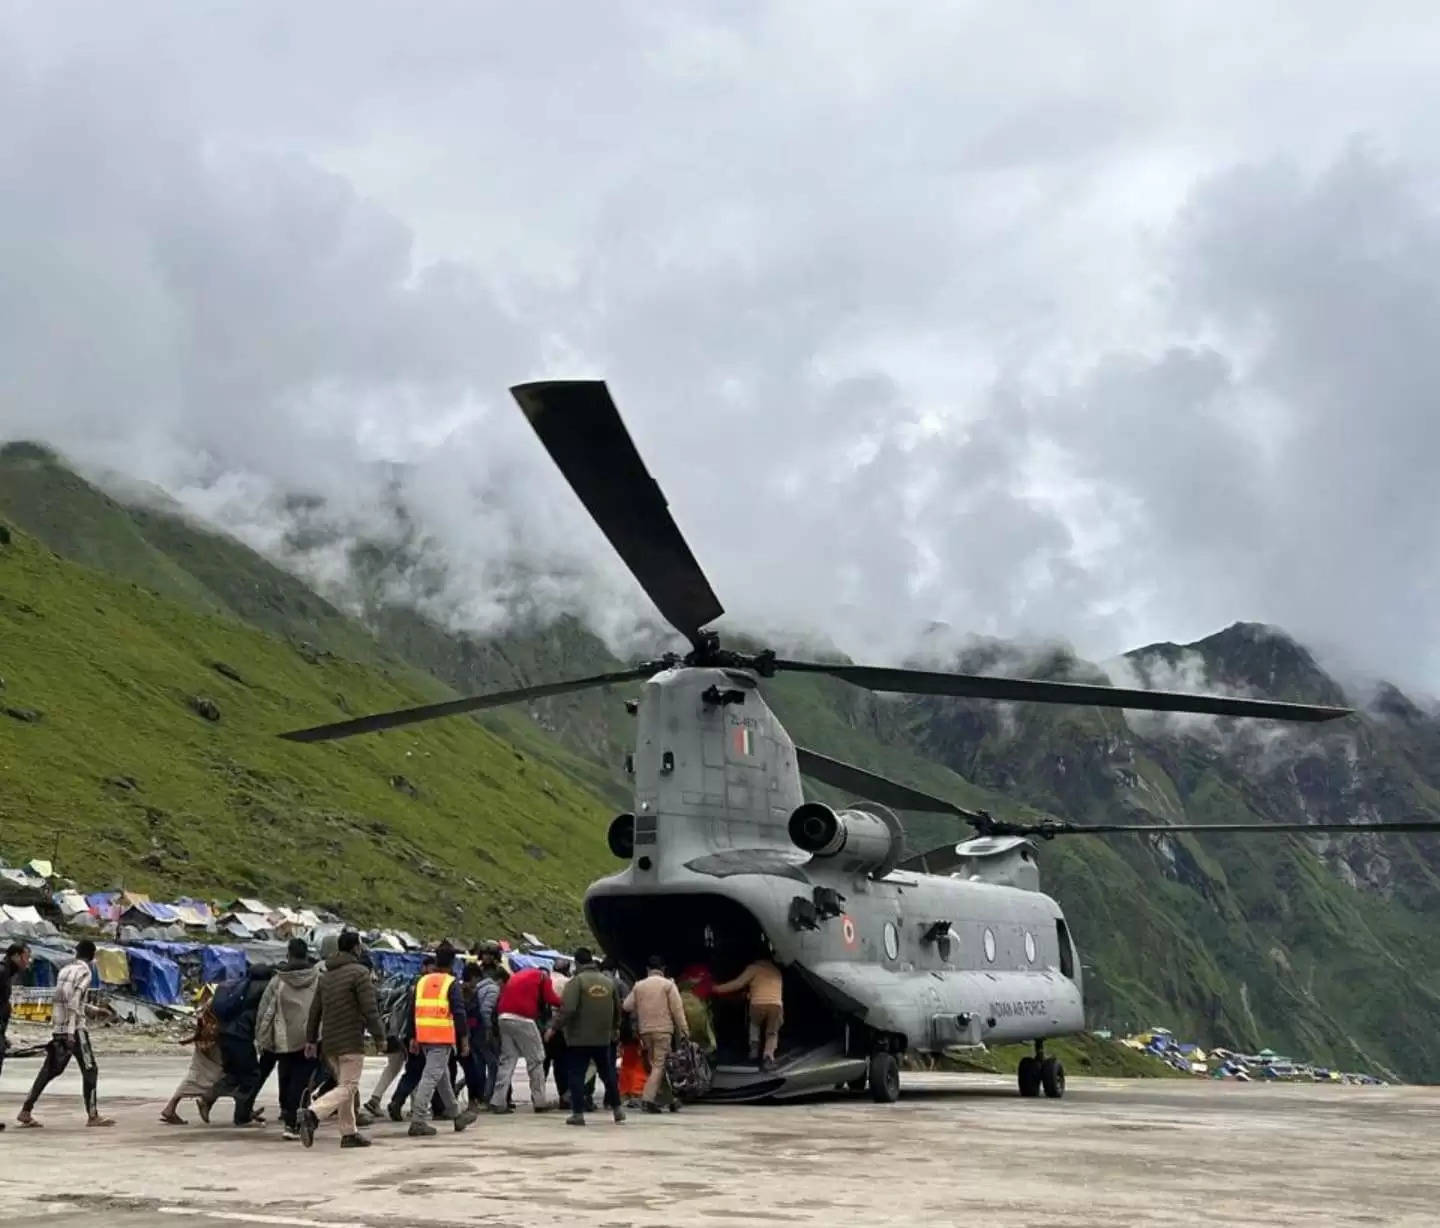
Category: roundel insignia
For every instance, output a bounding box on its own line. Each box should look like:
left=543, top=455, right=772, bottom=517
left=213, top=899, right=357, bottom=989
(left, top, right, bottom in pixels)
left=841, top=915, right=858, bottom=949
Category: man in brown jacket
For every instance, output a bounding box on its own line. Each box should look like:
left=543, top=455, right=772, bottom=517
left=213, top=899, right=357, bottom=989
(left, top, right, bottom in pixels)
left=621, top=955, right=688, bottom=1113
left=713, top=957, right=784, bottom=1070
left=302, top=931, right=385, bottom=1149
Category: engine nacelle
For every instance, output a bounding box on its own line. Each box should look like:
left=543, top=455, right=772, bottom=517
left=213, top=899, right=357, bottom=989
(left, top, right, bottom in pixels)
left=788, top=800, right=905, bottom=879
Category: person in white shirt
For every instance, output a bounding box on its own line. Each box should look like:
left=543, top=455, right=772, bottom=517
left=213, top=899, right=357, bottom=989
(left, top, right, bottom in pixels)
left=17, top=940, right=113, bottom=1128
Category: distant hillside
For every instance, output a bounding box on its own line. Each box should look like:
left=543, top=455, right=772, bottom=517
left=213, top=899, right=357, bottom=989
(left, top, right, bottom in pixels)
left=0, top=520, right=615, bottom=940
left=3, top=442, right=1439, bottom=1081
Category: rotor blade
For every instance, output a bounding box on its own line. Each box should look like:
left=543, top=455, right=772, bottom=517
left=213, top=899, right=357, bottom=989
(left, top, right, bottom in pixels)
left=988, top=817, right=1440, bottom=838
left=795, top=747, right=983, bottom=820
left=511, top=380, right=724, bottom=646
left=277, top=666, right=655, bottom=743
left=772, top=660, right=1351, bottom=723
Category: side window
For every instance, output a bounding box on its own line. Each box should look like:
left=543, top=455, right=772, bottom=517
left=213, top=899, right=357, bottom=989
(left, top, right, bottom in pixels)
left=1056, top=918, right=1075, bottom=979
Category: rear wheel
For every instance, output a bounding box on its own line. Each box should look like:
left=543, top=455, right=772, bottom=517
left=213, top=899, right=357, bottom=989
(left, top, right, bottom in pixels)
left=1041, top=1057, right=1065, bottom=1099
left=1017, top=1055, right=1042, bottom=1098
left=868, top=1052, right=900, bottom=1103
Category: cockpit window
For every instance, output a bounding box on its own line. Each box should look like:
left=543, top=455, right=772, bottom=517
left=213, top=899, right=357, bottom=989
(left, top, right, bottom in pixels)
left=1056, top=918, right=1075, bottom=979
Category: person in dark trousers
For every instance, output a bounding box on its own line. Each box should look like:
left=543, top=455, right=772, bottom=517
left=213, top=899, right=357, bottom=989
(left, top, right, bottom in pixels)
left=302, top=930, right=385, bottom=1149
left=545, top=947, right=624, bottom=1126
left=256, top=938, right=320, bottom=1139
left=216, top=963, right=276, bottom=1126
left=17, top=939, right=112, bottom=1128
left=385, top=956, right=437, bottom=1121
left=456, top=962, right=494, bottom=1108
left=0, top=941, right=32, bottom=1131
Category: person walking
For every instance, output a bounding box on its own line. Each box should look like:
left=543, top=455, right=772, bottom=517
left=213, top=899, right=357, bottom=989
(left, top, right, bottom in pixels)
left=364, top=968, right=420, bottom=1120
left=407, top=943, right=474, bottom=1137
left=256, top=938, right=321, bottom=1140
left=622, top=955, right=689, bottom=1114
left=713, top=956, right=784, bottom=1069
left=301, top=931, right=385, bottom=1149
left=17, top=939, right=113, bottom=1128
left=215, top=963, right=276, bottom=1126
left=489, top=961, right=561, bottom=1114
left=160, top=986, right=228, bottom=1125
left=0, top=942, right=32, bottom=1131
left=545, top=947, right=624, bottom=1127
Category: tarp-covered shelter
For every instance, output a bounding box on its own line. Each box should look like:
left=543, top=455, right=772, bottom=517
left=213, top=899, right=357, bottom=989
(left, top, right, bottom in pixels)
left=53, top=890, right=90, bottom=918
left=86, top=892, right=121, bottom=922
left=506, top=952, right=556, bottom=971
left=367, top=949, right=425, bottom=980
left=202, top=946, right=248, bottom=983
left=124, top=947, right=181, bottom=1005
left=227, top=898, right=272, bottom=916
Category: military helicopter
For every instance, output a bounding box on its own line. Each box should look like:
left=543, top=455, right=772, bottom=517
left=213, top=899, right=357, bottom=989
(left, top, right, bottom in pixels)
left=280, top=380, right=1440, bottom=1103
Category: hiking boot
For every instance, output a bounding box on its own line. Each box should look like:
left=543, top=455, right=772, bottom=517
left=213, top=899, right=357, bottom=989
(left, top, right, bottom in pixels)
left=386, top=1101, right=404, bottom=1123
left=565, top=1113, right=586, bottom=1127
left=408, top=1120, right=437, bottom=1137
left=339, top=1133, right=372, bottom=1148
left=612, top=1106, right=627, bottom=1124
left=300, top=1109, right=317, bottom=1149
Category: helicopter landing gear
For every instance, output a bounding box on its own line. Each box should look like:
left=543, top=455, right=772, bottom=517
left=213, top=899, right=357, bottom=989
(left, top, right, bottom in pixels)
left=1019, top=1041, right=1065, bottom=1099
left=867, top=1051, right=900, bottom=1103
left=1017, top=1055, right=1041, bottom=1097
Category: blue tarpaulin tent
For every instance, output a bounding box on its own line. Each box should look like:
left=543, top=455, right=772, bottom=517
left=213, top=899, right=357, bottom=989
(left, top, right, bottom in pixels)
left=138, top=940, right=202, bottom=960
left=368, top=950, right=425, bottom=980
left=125, top=947, right=181, bottom=1005
left=506, top=952, right=556, bottom=971
left=202, top=946, right=248, bottom=983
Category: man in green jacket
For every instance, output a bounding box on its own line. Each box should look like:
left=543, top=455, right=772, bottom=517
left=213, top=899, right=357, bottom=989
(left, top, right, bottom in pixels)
left=302, top=931, right=385, bottom=1149
left=545, top=947, right=624, bottom=1127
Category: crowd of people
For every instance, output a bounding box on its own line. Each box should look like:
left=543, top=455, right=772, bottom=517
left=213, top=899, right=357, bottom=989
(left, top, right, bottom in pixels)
left=0, top=934, right=787, bottom=1147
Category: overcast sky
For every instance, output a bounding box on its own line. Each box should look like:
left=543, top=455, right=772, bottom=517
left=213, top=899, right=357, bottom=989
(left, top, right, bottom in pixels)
left=3, top=2, right=1439, bottom=686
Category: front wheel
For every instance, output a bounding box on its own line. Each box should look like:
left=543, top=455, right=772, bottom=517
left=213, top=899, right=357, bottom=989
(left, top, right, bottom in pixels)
left=868, top=1052, right=900, bottom=1103
left=1041, top=1057, right=1065, bottom=1099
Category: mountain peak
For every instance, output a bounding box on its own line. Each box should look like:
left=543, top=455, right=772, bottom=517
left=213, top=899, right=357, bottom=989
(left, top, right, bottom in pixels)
left=1126, top=620, right=1347, bottom=707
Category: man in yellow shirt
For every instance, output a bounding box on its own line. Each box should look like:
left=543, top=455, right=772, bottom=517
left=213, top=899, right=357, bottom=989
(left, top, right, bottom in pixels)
left=713, top=958, right=783, bottom=1070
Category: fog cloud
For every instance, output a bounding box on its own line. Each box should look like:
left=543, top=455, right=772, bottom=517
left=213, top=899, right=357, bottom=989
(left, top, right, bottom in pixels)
left=3, top=4, right=1440, bottom=685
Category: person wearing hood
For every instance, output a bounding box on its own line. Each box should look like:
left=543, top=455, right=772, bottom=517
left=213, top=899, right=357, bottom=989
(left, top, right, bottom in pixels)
left=257, top=938, right=320, bottom=1140
left=217, top=962, right=276, bottom=1126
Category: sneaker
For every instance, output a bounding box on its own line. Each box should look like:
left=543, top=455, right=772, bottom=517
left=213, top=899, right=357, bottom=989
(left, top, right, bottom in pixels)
left=565, top=1113, right=586, bottom=1126
left=532, top=1104, right=554, bottom=1114
left=386, top=1101, right=403, bottom=1123
left=282, top=1128, right=301, bottom=1141
left=612, top=1106, right=627, bottom=1124
left=584, top=1099, right=598, bottom=1112
left=354, top=1111, right=375, bottom=1128
left=487, top=1103, right=514, bottom=1115
left=641, top=1101, right=662, bottom=1114
left=300, top=1109, right=317, bottom=1149
left=453, top=1109, right=475, bottom=1134
left=339, top=1133, right=372, bottom=1149
left=408, top=1120, right=437, bottom=1137
left=363, top=1098, right=381, bottom=1118
left=667, top=1102, right=682, bottom=1113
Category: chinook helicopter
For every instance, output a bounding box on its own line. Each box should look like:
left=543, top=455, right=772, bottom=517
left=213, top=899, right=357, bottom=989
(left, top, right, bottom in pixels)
left=280, top=380, right=1440, bottom=1103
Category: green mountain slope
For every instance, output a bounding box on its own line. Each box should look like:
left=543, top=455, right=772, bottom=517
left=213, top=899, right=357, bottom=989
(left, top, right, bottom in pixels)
left=4, top=446, right=1438, bottom=1081
left=0, top=522, right=615, bottom=940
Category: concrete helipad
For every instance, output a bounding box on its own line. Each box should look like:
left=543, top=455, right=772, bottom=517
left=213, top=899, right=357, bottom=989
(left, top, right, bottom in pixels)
left=2, top=1055, right=1437, bottom=1226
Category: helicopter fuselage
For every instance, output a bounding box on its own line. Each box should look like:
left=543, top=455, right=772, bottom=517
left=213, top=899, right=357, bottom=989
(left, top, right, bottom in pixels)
left=585, top=665, right=1086, bottom=1099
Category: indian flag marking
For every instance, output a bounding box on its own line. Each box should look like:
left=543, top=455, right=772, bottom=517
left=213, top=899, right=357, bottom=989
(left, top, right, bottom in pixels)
left=732, top=725, right=754, bottom=756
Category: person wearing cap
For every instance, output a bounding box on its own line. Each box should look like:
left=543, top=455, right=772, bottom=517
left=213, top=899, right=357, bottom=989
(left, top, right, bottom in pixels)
left=545, top=947, right=624, bottom=1126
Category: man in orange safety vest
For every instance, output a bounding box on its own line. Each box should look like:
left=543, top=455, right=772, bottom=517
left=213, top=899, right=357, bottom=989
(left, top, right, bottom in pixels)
left=408, top=942, right=475, bottom=1137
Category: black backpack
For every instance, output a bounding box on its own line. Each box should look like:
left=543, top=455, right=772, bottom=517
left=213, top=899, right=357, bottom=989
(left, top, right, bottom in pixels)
left=211, top=977, right=247, bottom=1023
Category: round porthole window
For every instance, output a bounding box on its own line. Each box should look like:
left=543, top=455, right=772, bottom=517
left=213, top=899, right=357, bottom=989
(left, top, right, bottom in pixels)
left=883, top=921, right=899, bottom=960
left=983, top=928, right=996, bottom=962
left=1024, top=931, right=1036, bottom=963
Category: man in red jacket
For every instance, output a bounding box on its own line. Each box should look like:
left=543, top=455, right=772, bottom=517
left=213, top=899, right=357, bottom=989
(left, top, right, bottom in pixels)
left=488, top=963, right=561, bottom=1114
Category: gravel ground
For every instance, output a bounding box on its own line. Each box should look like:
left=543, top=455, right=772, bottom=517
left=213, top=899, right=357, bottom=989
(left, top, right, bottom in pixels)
left=2, top=1054, right=1437, bottom=1227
